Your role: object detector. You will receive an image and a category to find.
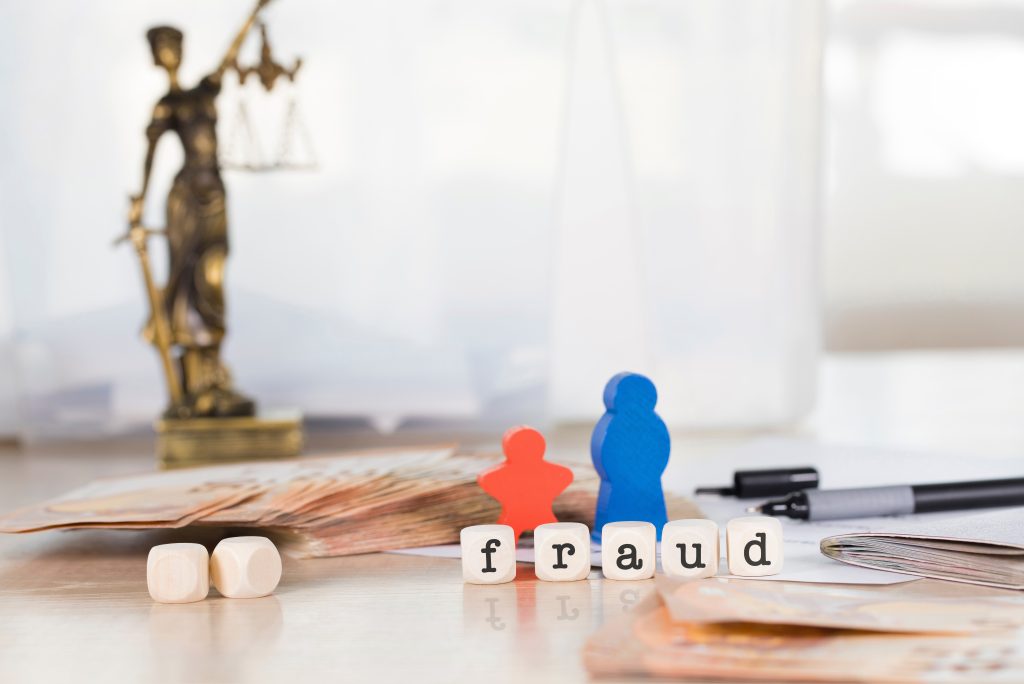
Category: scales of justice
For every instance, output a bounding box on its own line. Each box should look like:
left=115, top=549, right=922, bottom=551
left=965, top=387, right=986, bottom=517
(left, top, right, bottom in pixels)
left=118, top=0, right=311, bottom=467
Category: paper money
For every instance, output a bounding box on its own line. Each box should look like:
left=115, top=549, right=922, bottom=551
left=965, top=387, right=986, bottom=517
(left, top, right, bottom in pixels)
left=0, top=466, right=270, bottom=532
left=0, top=446, right=605, bottom=558
left=585, top=593, right=1024, bottom=682
left=657, top=576, right=1024, bottom=633
left=821, top=509, right=1024, bottom=590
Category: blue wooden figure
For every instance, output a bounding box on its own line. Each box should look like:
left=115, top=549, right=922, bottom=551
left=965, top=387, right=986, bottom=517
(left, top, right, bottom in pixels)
left=591, top=372, right=670, bottom=542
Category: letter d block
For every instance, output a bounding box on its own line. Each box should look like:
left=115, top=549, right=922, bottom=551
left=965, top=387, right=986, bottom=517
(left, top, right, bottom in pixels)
left=461, top=524, right=516, bottom=584
left=601, top=521, right=656, bottom=580
left=534, top=522, right=591, bottom=581
left=662, top=519, right=719, bottom=579
left=726, top=516, right=783, bottom=577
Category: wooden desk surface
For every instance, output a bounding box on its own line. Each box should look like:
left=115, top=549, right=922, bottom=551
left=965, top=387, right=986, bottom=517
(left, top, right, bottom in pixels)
left=5, top=352, right=1024, bottom=682
left=0, top=438, right=641, bottom=684
left=0, top=439, right=1019, bottom=684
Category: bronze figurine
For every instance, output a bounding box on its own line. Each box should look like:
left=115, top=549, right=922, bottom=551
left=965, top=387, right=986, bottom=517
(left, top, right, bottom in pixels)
left=120, top=0, right=305, bottom=467
left=125, top=0, right=272, bottom=419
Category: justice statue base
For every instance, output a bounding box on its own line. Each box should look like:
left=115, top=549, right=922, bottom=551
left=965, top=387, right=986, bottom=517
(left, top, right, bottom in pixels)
left=156, top=410, right=303, bottom=469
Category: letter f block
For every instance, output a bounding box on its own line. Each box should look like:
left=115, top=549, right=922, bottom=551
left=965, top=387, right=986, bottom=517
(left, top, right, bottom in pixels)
left=461, top=524, right=516, bottom=584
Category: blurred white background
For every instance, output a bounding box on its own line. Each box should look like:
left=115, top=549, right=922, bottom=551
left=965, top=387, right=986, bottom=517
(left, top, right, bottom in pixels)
left=4, top=0, right=1018, bottom=442
left=825, top=0, right=1024, bottom=349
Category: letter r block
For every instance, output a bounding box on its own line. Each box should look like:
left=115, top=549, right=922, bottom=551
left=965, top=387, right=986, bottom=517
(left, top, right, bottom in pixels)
left=662, top=519, right=719, bottom=579
left=534, top=522, right=591, bottom=582
left=726, top=516, right=783, bottom=577
left=600, top=521, right=656, bottom=580
left=461, top=524, right=516, bottom=584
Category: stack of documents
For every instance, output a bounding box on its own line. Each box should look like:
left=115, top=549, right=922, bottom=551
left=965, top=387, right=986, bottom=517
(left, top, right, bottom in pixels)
left=585, top=576, right=1024, bottom=681
left=0, top=446, right=598, bottom=557
left=821, top=508, right=1024, bottom=590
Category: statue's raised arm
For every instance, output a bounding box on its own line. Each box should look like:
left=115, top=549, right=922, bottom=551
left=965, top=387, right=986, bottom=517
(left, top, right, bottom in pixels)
left=210, top=0, right=273, bottom=85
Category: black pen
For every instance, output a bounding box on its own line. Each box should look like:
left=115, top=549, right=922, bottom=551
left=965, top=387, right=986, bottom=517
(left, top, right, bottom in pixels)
left=748, top=477, right=1024, bottom=521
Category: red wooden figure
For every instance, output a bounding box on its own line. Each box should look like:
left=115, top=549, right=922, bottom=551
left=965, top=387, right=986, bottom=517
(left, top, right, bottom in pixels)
left=478, top=426, right=574, bottom=541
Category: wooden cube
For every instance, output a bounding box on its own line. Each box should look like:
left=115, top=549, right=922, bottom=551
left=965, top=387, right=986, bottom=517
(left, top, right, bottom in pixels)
left=726, top=516, right=783, bottom=577
left=534, top=522, right=591, bottom=582
left=211, top=536, right=282, bottom=599
left=147, top=543, right=209, bottom=604
left=662, top=519, right=719, bottom=579
left=461, top=524, right=516, bottom=584
left=600, top=521, right=656, bottom=580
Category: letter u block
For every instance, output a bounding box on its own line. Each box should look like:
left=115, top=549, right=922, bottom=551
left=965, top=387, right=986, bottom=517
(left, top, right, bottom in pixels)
left=726, top=516, right=783, bottom=577
left=534, top=522, right=591, bottom=582
left=461, top=524, right=516, bottom=584
left=662, top=519, right=719, bottom=579
left=600, top=521, right=656, bottom=580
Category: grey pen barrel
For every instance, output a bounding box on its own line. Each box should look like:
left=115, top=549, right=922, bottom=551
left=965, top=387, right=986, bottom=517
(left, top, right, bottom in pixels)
left=804, top=486, right=914, bottom=521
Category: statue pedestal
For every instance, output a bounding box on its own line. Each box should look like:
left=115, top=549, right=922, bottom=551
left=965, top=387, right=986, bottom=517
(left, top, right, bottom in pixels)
left=156, top=410, right=303, bottom=469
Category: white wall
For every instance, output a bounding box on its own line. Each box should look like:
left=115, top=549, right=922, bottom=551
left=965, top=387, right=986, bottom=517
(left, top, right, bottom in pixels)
left=0, top=0, right=822, bottom=438
left=825, top=0, right=1024, bottom=349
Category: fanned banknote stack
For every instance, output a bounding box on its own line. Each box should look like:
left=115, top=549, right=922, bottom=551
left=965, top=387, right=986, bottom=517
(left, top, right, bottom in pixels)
left=821, top=508, right=1024, bottom=590
left=0, top=446, right=599, bottom=557
left=585, top=576, right=1024, bottom=682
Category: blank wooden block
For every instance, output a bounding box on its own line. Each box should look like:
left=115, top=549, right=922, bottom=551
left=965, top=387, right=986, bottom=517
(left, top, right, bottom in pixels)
left=534, top=522, right=591, bottom=582
left=662, top=519, right=719, bottom=579
left=726, top=516, right=783, bottom=577
left=600, top=521, right=656, bottom=580
left=147, top=543, right=210, bottom=604
left=461, top=524, right=516, bottom=584
left=211, top=536, right=282, bottom=599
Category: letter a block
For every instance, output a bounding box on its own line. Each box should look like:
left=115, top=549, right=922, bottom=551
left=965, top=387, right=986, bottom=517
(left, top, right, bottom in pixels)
left=726, top=516, right=783, bottom=577
left=662, top=519, right=719, bottom=579
left=600, top=521, right=656, bottom=580
left=534, top=522, right=591, bottom=582
left=461, top=524, right=516, bottom=584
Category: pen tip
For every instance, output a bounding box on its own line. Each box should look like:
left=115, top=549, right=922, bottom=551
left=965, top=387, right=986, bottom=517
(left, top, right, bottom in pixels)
left=745, top=505, right=759, bottom=514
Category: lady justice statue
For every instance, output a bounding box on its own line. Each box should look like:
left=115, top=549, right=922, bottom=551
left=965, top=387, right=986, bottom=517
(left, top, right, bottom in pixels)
left=122, top=0, right=302, bottom=465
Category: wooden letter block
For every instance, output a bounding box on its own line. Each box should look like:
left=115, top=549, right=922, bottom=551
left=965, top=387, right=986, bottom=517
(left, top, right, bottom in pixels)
left=534, top=522, right=591, bottom=582
left=461, top=524, right=516, bottom=584
left=147, top=543, right=209, bottom=604
left=600, top=521, right=656, bottom=580
left=662, top=519, right=719, bottom=579
left=726, top=516, right=783, bottom=577
left=211, top=536, right=283, bottom=599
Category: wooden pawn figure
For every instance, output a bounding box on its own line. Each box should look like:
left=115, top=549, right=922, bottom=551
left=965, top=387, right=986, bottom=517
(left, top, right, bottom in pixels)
left=591, top=372, right=670, bottom=541
left=478, top=426, right=574, bottom=541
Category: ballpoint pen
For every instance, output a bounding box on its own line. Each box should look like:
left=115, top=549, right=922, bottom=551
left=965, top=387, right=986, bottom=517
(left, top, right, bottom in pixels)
left=749, top=477, right=1024, bottom=522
